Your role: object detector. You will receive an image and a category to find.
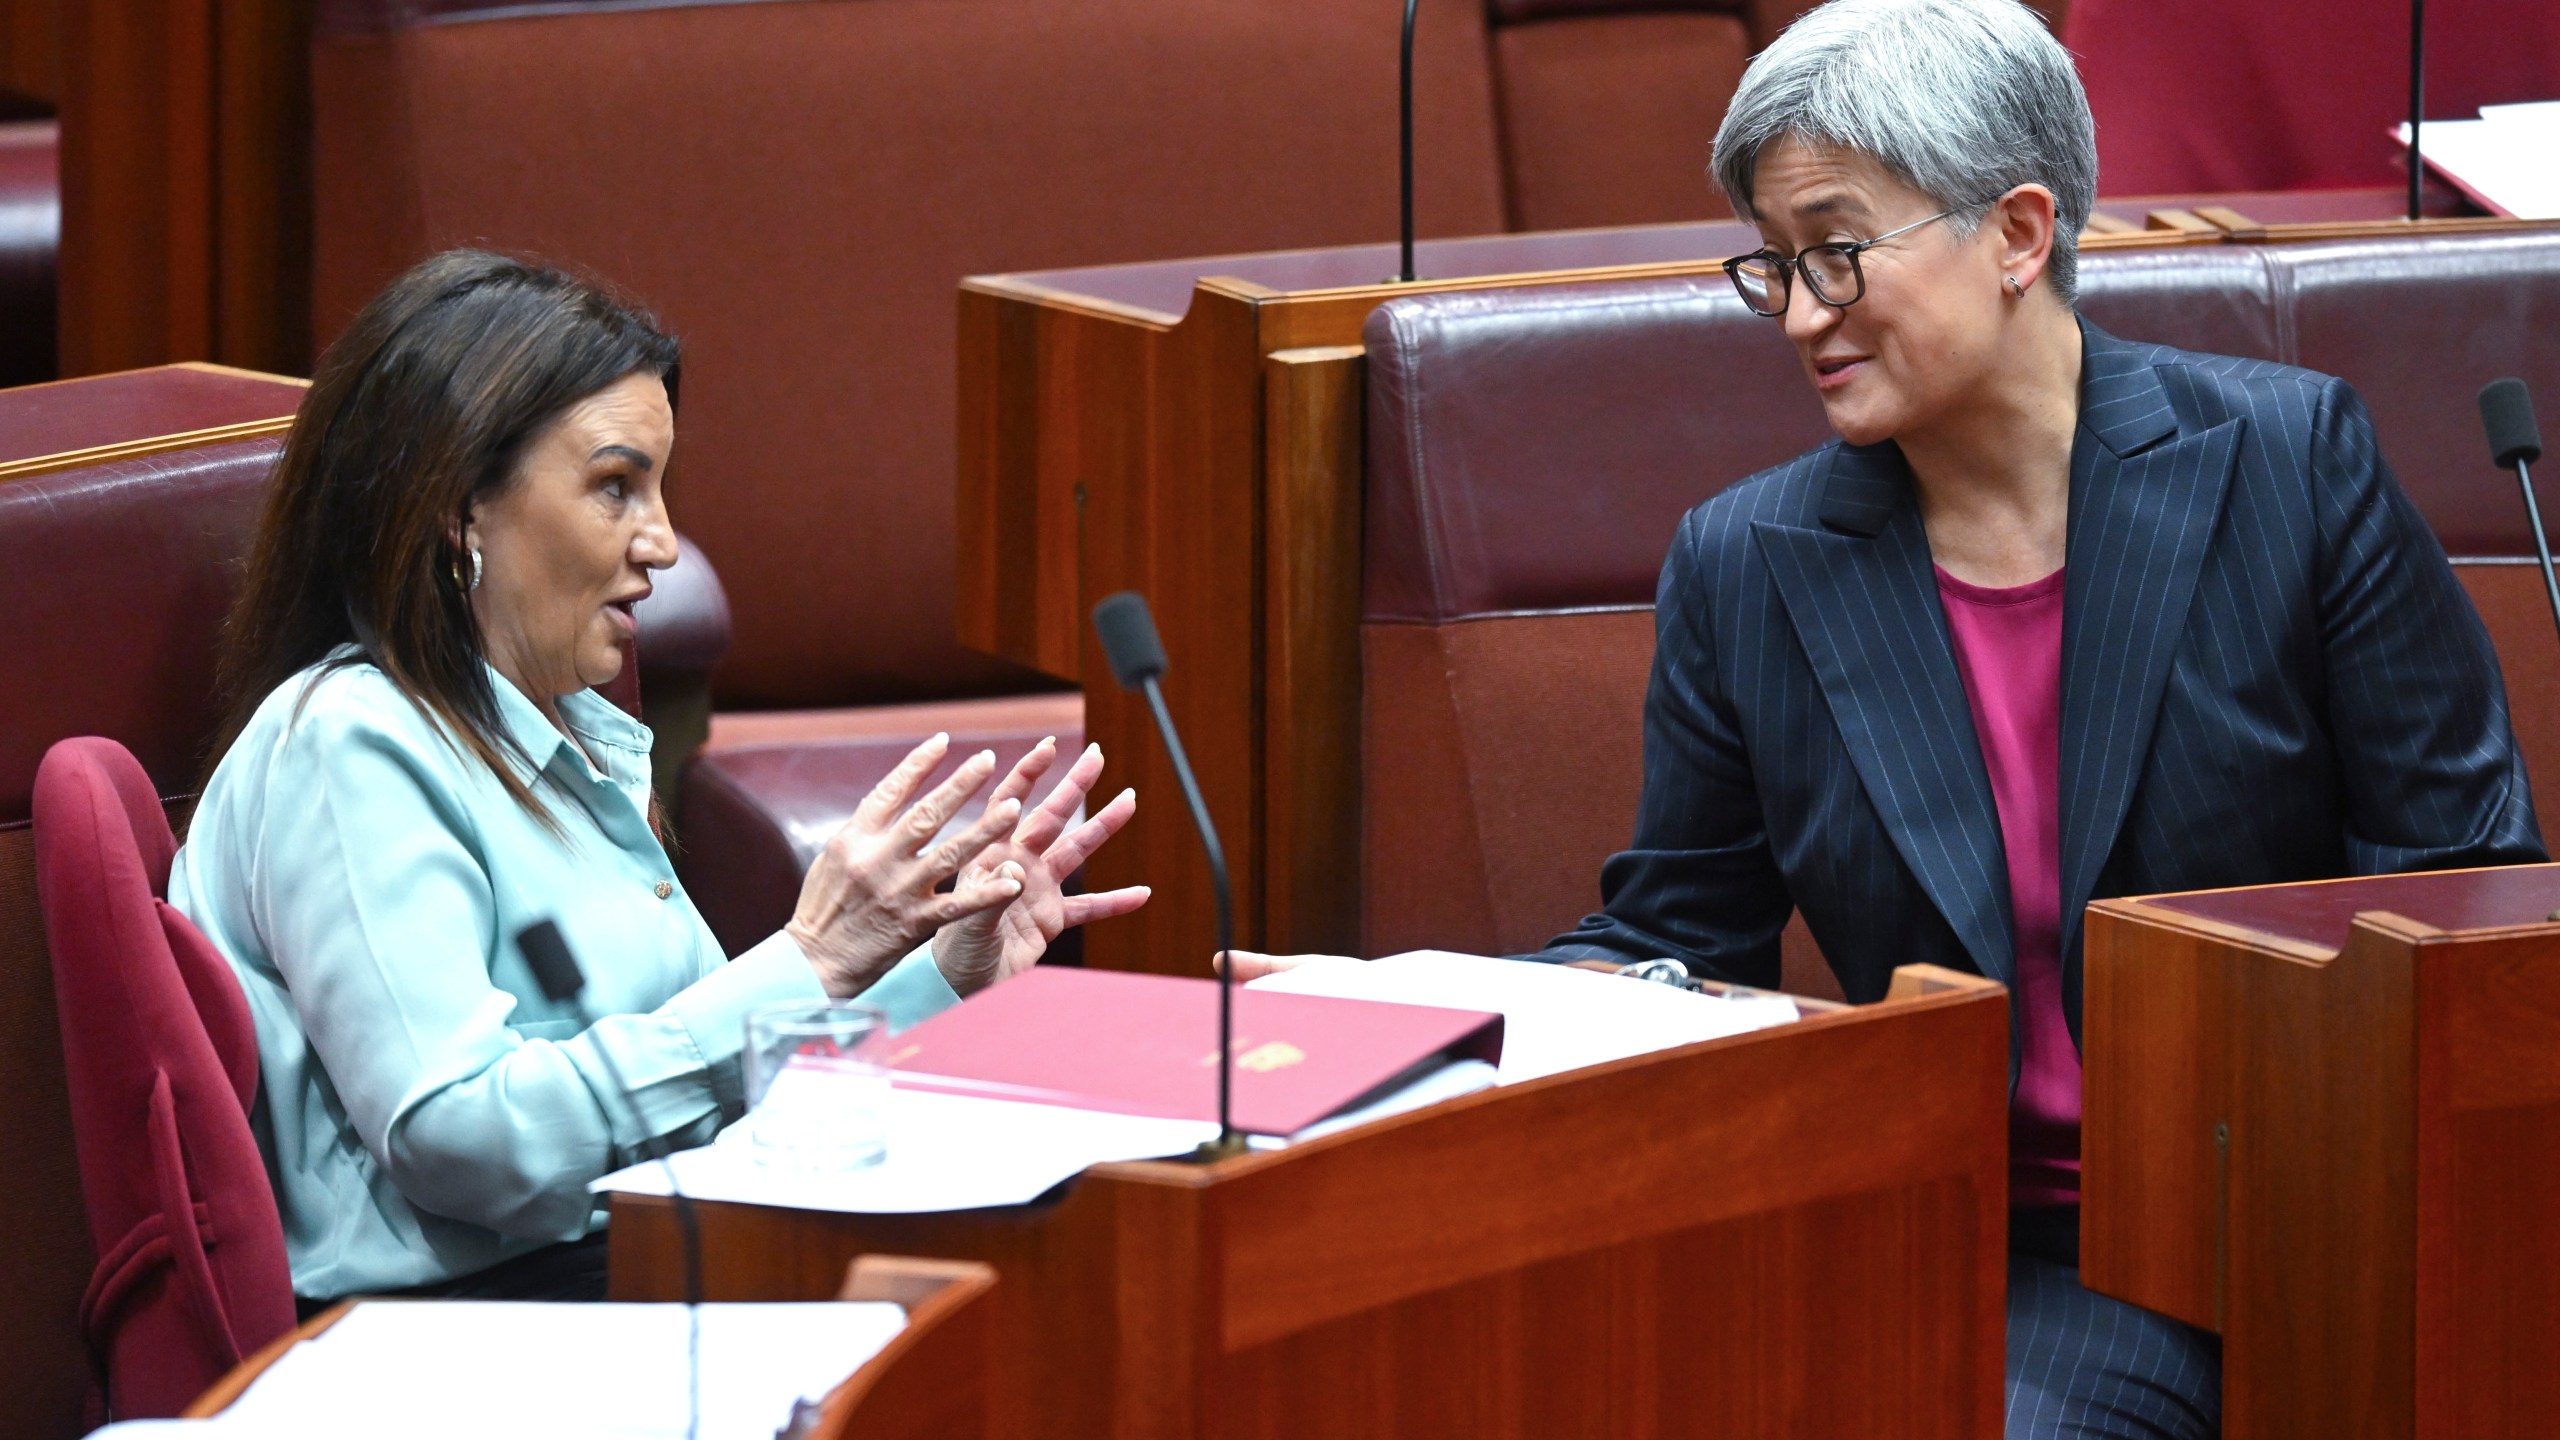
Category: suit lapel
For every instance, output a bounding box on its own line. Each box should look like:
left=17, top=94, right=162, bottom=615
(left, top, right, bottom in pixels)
left=1753, top=443, right=2017, bottom=984
left=2056, top=327, right=2244, bottom=969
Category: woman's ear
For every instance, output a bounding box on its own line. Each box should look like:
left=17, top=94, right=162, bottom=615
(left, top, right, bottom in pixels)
left=1994, top=183, right=2060, bottom=296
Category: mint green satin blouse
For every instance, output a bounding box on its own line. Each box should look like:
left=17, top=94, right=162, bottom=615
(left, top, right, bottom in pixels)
left=168, top=654, right=959, bottom=1299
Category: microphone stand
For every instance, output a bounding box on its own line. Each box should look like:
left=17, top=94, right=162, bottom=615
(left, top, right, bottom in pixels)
left=2482, top=380, right=2560, bottom=645
left=1400, top=0, right=1420, bottom=283
left=1140, top=673, right=1242, bottom=1157
left=518, top=922, right=702, bottom=1440
left=1090, top=592, right=1245, bottom=1158
left=2406, top=0, right=2426, bottom=222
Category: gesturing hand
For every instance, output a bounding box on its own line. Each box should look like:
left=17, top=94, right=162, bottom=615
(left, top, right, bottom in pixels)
left=930, top=738, right=1150, bottom=995
left=787, top=733, right=1026, bottom=998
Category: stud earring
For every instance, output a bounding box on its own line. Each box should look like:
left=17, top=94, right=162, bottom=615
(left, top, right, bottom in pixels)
left=2004, top=275, right=2026, bottom=298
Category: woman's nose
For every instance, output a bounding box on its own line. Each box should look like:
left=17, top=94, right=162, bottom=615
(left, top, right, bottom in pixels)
left=632, top=514, right=680, bottom=570
left=1781, top=277, right=1839, bottom=346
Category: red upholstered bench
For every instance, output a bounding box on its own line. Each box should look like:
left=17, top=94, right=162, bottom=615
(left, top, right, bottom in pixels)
left=1359, top=228, right=2560, bottom=999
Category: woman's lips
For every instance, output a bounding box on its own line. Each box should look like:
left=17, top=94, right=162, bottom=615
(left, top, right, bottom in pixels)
left=606, top=600, right=638, bottom=637
left=1813, top=356, right=1868, bottom=391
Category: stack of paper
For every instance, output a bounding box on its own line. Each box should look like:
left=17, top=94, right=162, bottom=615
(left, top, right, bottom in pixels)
left=1249, top=951, right=1799, bottom=1084
left=2396, top=102, right=2560, bottom=219
left=596, top=1084, right=1216, bottom=1213
left=136, top=1300, right=904, bottom=1438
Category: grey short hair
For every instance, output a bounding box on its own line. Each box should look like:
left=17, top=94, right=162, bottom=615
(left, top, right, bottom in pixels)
left=1710, top=0, right=2097, bottom=302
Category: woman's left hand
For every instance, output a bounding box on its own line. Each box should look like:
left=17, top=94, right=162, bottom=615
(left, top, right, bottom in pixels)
left=930, top=739, right=1148, bottom=995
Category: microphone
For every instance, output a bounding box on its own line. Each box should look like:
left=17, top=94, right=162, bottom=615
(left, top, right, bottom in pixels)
left=2481, top=378, right=2560, bottom=652
left=2405, top=0, right=2427, bottom=222
left=1400, top=0, right=1420, bottom=283
left=1092, top=591, right=1242, bottom=1154
left=519, top=920, right=703, bottom=1440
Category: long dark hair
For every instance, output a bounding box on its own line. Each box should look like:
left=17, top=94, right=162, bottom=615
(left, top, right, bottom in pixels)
left=210, top=249, right=681, bottom=821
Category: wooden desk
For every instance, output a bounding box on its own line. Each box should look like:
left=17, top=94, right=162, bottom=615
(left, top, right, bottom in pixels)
left=2082, top=864, right=2560, bottom=1440
left=613, top=964, right=2008, bottom=1440
left=954, top=207, right=2560, bottom=976
left=183, top=1256, right=996, bottom=1440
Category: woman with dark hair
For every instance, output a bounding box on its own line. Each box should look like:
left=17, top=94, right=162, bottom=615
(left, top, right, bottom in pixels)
left=170, top=249, right=1147, bottom=1304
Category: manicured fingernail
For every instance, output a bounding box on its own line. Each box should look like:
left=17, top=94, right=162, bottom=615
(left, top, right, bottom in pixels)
left=976, top=749, right=995, bottom=766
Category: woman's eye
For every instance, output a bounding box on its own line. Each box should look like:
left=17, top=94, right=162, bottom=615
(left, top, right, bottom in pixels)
left=602, top=477, right=628, bottom=500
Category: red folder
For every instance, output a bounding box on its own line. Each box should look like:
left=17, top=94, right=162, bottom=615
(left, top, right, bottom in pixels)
left=881, top=966, right=1503, bottom=1136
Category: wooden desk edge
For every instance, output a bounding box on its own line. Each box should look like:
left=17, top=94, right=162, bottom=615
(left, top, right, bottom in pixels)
left=963, top=216, right=2560, bottom=326
left=2092, top=861, right=2560, bottom=963
left=184, top=1259, right=993, bottom=1423
left=183, top=1300, right=354, bottom=1417
left=1080, top=959, right=2002, bottom=1188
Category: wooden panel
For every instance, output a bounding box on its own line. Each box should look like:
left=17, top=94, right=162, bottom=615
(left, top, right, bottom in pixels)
left=614, top=969, right=2008, bottom=1440
left=2222, top=917, right=2417, bottom=1440
left=1210, top=982, right=2004, bottom=1349
left=0, top=0, right=61, bottom=106
left=1215, top=1181, right=1987, bottom=1440
left=2416, top=931, right=2560, bottom=1440
left=2080, top=900, right=2226, bottom=1330
left=819, top=1258, right=998, bottom=1440
left=1076, top=285, right=1268, bottom=975
left=1259, top=346, right=1364, bottom=958
left=58, top=0, right=310, bottom=379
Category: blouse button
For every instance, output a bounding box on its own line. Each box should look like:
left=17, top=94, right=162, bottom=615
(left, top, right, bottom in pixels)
left=653, top=880, right=674, bottom=899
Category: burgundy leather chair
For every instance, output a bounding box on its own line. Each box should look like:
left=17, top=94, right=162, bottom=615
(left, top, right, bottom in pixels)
left=32, top=737, right=294, bottom=1421
left=1359, top=229, right=2560, bottom=993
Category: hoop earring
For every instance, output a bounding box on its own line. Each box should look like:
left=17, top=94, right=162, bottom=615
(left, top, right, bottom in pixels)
left=2004, top=275, right=2026, bottom=298
left=458, top=546, right=483, bottom=593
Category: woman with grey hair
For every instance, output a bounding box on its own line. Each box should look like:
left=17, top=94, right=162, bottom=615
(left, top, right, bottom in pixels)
left=1621, top=0, right=2533, bottom=1434
left=1238, top=0, right=2538, bottom=1435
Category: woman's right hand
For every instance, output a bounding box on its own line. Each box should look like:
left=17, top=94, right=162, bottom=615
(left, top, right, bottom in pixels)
left=786, top=734, right=1027, bottom=998
left=1216, top=951, right=1328, bottom=982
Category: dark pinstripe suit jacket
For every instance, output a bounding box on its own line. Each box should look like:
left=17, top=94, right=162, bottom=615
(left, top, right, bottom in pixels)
left=1549, top=322, right=2547, bottom=1031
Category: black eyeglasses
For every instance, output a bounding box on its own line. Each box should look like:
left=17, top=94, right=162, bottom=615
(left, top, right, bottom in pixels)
left=1722, top=209, right=1956, bottom=317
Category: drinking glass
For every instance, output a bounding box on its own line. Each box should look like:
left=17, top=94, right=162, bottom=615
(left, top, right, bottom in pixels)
left=742, top=999, right=891, bottom=1169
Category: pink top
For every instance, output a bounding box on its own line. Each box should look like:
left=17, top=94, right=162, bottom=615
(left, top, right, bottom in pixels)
left=1935, top=565, right=2080, bottom=1207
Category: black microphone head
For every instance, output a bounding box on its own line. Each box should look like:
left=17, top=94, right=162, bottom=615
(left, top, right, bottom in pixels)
left=517, top=920, right=586, bottom=1006
left=1092, top=591, right=1167, bottom=690
left=2482, top=378, right=2544, bottom=468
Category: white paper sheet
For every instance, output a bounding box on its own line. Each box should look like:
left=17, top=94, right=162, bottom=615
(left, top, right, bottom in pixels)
left=2397, top=109, right=2560, bottom=219
left=1248, top=951, right=1798, bottom=1084
left=595, top=1083, right=1217, bottom=1213
left=203, top=1301, right=903, bottom=1438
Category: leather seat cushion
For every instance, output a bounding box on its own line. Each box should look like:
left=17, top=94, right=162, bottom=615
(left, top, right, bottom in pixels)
left=676, top=693, right=1085, bottom=957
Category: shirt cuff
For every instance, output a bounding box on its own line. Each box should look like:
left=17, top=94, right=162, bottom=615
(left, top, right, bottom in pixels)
left=662, top=929, right=830, bottom=1106
left=857, top=943, right=965, bottom=1032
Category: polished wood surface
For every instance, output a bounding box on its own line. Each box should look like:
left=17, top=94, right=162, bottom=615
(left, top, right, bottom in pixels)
left=816, top=1257, right=996, bottom=1440
left=2083, top=864, right=2560, bottom=1440
left=955, top=214, right=2560, bottom=974
left=613, top=963, right=2010, bottom=1440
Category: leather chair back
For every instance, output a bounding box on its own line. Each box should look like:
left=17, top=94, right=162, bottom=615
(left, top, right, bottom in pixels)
left=32, top=737, right=295, bottom=1419
left=1360, top=229, right=2560, bottom=970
